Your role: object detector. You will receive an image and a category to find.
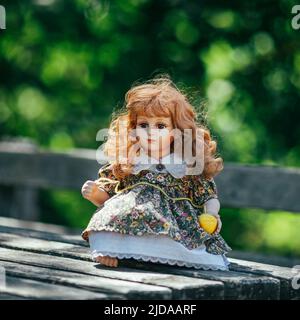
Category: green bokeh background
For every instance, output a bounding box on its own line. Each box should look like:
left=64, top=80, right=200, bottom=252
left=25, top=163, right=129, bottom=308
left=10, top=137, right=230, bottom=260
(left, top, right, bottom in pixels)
left=1, top=0, right=299, bottom=257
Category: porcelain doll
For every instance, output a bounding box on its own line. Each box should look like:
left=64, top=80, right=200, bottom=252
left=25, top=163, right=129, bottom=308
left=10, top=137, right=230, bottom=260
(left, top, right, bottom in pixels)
left=81, top=77, right=231, bottom=270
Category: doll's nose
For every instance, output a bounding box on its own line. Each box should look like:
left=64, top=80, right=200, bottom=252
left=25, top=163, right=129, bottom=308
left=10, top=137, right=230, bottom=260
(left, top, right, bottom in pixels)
left=147, top=126, right=159, bottom=136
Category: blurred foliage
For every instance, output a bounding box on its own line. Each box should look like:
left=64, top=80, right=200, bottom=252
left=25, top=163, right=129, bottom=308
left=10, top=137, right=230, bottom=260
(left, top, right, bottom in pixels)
left=221, top=208, right=300, bottom=257
left=1, top=0, right=300, bottom=257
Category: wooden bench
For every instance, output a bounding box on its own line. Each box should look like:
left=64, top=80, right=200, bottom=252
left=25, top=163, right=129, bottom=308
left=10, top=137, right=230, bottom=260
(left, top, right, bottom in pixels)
left=0, top=139, right=300, bottom=300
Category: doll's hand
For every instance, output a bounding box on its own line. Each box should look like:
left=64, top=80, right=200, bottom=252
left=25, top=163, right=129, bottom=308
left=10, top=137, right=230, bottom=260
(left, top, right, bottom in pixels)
left=81, top=180, right=98, bottom=200
left=81, top=180, right=110, bottom=206
left=212, top=214, right=222, bottom=234
left=204, top=199, right=222, bottom=234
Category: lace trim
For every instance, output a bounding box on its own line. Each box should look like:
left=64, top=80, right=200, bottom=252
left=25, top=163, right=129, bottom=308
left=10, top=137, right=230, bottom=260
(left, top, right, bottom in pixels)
left=92, top=250, right=230, bottom=271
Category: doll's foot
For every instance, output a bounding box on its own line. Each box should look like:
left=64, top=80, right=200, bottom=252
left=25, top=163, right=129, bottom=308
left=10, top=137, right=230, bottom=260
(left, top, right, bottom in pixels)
left=95, top=256, right=118, bottom=267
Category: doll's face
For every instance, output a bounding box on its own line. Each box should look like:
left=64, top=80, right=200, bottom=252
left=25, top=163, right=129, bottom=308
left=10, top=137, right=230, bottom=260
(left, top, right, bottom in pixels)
left=135, top=115, right=174, bottom=156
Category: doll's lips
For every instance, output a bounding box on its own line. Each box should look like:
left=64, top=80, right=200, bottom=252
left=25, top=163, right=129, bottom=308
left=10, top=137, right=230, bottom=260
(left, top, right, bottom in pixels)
left=147, top=139, right=155, bottom=143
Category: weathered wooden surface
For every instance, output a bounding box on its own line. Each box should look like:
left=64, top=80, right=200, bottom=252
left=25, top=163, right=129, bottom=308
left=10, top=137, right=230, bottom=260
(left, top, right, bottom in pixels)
left=0, top=218, right=299, bottom=300
left=1, top=276, right=121, bottom=300
left=1, top=142, right=300, bottom=213
left=0, top=140, right=40, bottom=220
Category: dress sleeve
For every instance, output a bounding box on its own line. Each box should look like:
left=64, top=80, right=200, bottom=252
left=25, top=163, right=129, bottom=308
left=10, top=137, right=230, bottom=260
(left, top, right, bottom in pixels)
left=95, top=164, right=119, bottom=198
left=190, top=174, right=218, bottom=208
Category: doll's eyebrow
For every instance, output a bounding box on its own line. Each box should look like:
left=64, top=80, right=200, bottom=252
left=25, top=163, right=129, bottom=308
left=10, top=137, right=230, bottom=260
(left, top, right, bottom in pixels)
left=136, top=120, right=148, bottom=125
left=137, top=121, right=169, bottom=126
left=136, top=118, right=171, bottom=126
left=156, top=120, right=172, bottom=126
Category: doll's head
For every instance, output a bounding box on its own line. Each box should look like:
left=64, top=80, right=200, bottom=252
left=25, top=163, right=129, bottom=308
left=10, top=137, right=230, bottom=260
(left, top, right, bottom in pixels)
left=104, top=76, right=223, bottom=179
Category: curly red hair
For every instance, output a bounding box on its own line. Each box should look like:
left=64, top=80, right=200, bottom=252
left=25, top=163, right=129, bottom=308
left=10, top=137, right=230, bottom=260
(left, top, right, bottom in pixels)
left=103, top=76, right=223, bottom=180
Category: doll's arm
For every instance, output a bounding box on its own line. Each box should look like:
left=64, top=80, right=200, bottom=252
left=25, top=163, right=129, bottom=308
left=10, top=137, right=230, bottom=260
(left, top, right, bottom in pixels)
left=204, top=198, right=222, bottom=233
left=81, top=180, right=110, bottom=207
left=205, top=198, right=220, bottom=215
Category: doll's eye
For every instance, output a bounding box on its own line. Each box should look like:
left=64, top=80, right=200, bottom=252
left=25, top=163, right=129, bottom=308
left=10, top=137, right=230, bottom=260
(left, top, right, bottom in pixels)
left=138, top=122, right=148, bottom=129
left=157, top=123, right=167, bottom=130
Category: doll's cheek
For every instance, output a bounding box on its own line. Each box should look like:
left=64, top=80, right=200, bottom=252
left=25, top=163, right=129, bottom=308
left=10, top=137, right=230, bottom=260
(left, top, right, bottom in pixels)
left=160, top=134, right=173, bottom=146
left=136, top=128, right=148, bottom=138
left=158, top=128, right=171, bottom=137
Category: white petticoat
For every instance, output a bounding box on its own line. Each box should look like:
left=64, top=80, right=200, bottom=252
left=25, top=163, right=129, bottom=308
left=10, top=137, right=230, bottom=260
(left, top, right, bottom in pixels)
left=89, top=231, right=230, bottom=271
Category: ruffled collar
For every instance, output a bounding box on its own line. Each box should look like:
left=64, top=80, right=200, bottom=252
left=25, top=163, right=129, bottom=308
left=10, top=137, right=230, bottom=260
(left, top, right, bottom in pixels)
left=132, top=150, right=187, bottom=178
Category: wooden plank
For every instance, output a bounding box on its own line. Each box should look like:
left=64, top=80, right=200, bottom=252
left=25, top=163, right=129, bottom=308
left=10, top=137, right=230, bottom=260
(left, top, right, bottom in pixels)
left=0, top=234, right=282, bottom=298
left=0, top=232, right=90, bottom=260
left=0, top=293, right=26, bottom=300
left=0, top=148, right=98, bottom=190
left=228, top=250, right=300, bottom=268
left=2, top=216, right=299, bottom=269
left=215, top=163, right=300, bottom=212
left=0, top=217, right=79, bottom=235
left=2, top=227, right=299, bottom=271
left=137, top=253, right=299, bottom=300
left=229, top=258, right=300, bottom=300
left=0, top=140, right=40, bottom=220
left=0, top=247, right=224, bottom=300
left=120, top=260, right=280, bottom=300
left=0, top=260, right=170, bottom=300
left=1, top=276, right=121, bottom=300
left=6, top=186, right=40, bottom=221
left=1, top=147, right=300, bottom=212
left=3, top=233, right=296, bottom=300
left=0, top=224, right=87, bottom=247
left=0, top=219, right=293, bottom=299
left=0, top=233, right=295, bottom=299
left=0, top=258, right=172, bottom=300
left=0, top=232, right=225, bottom=299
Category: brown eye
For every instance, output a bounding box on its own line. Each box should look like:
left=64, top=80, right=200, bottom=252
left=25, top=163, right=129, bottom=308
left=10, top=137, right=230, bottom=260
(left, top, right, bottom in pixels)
left=157, top=123, right=167, bottom=130
left=138, top=122, right=148, bottom=129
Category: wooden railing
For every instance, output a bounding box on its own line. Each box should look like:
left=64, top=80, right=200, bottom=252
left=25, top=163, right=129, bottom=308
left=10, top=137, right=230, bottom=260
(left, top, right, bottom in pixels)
left=0, top=139, right=300, bottom=220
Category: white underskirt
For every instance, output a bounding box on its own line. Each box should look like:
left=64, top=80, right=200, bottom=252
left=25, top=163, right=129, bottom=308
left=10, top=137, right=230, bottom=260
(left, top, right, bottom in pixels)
left=89, top=231, right=230, bottom=271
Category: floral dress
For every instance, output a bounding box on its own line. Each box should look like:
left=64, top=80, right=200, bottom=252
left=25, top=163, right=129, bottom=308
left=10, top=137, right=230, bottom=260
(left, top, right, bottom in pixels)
left=82, top=154, right=232, bottom=270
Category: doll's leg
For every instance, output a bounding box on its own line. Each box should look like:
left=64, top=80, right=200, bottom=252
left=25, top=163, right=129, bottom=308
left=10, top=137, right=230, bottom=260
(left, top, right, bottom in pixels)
left=95, top=256, right=118, bottom=267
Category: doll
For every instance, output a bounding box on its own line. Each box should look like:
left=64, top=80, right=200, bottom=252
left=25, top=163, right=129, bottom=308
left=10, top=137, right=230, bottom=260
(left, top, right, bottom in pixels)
left=81, top=77, right=231, bottom=270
